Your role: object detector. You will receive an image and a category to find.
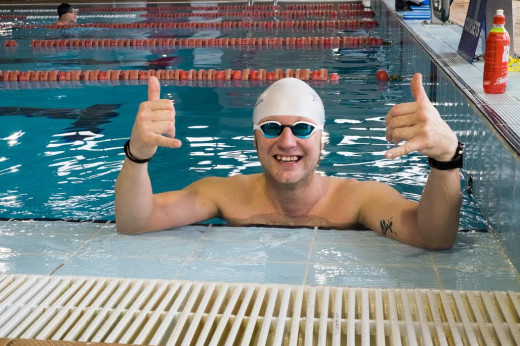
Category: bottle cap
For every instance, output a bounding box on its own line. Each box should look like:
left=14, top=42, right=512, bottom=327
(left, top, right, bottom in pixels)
left=494, top=9, right=505, bottom=25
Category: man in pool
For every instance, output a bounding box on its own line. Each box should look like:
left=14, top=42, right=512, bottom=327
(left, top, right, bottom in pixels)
left=54, top=3, right=78, bottom=26
left=115, top=74, right=462, bottom=250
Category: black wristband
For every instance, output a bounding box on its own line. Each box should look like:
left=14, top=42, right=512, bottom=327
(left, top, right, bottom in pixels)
left=124, top=140, right=152, bottom=164
left=428, top=142, right=464, bottom=170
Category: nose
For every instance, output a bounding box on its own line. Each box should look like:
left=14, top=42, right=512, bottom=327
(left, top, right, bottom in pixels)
left=277, top=126, right=297, bottom=148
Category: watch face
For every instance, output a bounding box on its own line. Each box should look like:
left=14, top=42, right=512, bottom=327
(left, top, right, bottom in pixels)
left=457, top=142, right=464, bottom=155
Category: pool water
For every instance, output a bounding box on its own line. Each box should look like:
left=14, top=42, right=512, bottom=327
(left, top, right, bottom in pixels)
left=0, top=3, right=486, bottom=232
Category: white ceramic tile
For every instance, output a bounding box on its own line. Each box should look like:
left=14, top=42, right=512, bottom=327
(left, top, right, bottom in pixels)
left=308, top=262, right=439, bottom=288
left=57, top=256, right=184, bottom=280
left=177, top=260, right=307, bottom=285
left=0, top=253, right=66, bottom=276
left=437, top=266, right=520, bottom=291
left=312, top=242, right=433, bottom=267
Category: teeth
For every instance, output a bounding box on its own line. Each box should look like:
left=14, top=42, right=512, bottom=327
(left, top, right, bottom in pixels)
left=276, top=155, right=299, bottom=162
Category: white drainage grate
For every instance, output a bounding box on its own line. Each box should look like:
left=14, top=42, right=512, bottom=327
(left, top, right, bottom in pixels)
left=0, top=274, right=519, bottom=345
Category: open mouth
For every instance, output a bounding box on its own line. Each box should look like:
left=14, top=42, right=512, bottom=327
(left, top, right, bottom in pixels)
left=275, top=155, right=301, bottom=162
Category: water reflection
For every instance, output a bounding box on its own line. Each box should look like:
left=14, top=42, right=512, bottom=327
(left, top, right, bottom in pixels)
left=0, top=104, right=120, bottom=140
left=3, top=130, right=24, bottom=147
left=0, top=192, right=23, bottom=208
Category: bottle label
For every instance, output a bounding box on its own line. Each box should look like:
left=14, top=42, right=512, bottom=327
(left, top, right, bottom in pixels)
left=496, top=76, right=507, bottom=85
left=490, top=27, right=506, bottom=34
left=503, top=45, right=510, bottom=62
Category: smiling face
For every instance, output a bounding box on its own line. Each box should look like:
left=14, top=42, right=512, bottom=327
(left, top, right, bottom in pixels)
left=252, top=78, right=326, bottom=187
left=254, top=115, right=323, bottom=186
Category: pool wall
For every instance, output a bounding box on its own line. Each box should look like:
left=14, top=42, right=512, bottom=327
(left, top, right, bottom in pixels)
left=374, top=0, right=520, bottom=270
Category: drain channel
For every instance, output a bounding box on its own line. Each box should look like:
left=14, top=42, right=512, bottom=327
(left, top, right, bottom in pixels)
left=0, top=274, right=519, bottom=345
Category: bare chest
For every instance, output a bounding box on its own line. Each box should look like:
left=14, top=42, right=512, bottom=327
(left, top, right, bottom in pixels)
left=217, top=179, right=361, bottom=229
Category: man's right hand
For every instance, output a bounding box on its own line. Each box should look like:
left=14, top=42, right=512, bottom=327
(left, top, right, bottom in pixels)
left=128, top=76, right=182, bottom=160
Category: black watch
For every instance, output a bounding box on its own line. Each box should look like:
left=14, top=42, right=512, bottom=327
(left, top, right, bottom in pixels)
left=428, top=142, right=464, bottom=170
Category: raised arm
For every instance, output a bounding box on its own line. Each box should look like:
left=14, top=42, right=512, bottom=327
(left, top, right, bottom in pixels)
left=114, top=77, right=217, bottom=234
left=360, top=73, right=461, bottom=249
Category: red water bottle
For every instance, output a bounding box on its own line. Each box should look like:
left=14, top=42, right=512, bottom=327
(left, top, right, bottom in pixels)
left=483, top=9, right=510, bottom=94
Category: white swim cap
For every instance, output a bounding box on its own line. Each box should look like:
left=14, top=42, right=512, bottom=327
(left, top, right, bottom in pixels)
left=253, top=78, right=325, bottom=125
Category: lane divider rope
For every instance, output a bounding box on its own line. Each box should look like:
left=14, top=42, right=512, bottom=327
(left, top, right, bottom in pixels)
left=26, top=36, right=385, bottom=49
left=12, top=19, right=377, bottom=30
left=51, top=3, right=364, bottom=12
left=25, top=14, right=137, bottom=20
left=0, top=69, right=400, bottom=89
left=1, top=9, right=373, bottom=21
left=3, top=40, right=17, bottom=47
left=0, top=79, right=342, bottom=89
left=0, top=68, right=339, bottom=83
left=139, top=9, right=373, bottom=19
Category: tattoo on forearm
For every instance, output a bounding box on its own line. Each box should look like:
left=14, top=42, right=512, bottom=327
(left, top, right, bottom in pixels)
left=380, top=219, right=395, bottom=236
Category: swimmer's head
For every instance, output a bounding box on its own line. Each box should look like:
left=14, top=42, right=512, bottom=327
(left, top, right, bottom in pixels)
left=57, top=3, right=76, bottom=17
left=253, top=78, right=325, bottom=126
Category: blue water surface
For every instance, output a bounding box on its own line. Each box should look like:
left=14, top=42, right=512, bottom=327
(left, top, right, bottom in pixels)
left=0, top=4, right=487, bottom=231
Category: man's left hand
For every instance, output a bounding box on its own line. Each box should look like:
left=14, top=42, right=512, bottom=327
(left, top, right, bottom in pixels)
left=385, top=73, right=458, bottom=161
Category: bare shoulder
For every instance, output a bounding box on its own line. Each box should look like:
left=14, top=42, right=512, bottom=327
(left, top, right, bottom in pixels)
left=327, top=176, right=383, bottom=192
left=188, top=174, right=261, bottom=195
left=185, top=174, right=262, bottom=215
left=327, top=176, right=403, bottom=204
left=341, top=177, right=396, bottom=192
left=194, top=174, right=260, bottom=186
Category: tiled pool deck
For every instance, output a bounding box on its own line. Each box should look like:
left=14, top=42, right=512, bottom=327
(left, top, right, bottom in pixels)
left=1, top=220, right=519, bottom=292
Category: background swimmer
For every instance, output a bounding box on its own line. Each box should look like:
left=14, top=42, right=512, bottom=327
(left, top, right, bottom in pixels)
left=115, top=75, right=463, bottom=250
left=54, top=3, right=78, bottom=26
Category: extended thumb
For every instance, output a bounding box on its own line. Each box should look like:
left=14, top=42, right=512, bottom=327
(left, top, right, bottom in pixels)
left=411, top=73, right=429, bottom=103
left=148, top=76, right=161, bottom=101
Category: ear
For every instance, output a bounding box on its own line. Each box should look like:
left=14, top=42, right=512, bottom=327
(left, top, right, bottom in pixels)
left=253, top=135, right=258, bottom=150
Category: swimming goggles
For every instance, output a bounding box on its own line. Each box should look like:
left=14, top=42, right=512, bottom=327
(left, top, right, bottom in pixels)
left=253, top=120, right=323, bottom=139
